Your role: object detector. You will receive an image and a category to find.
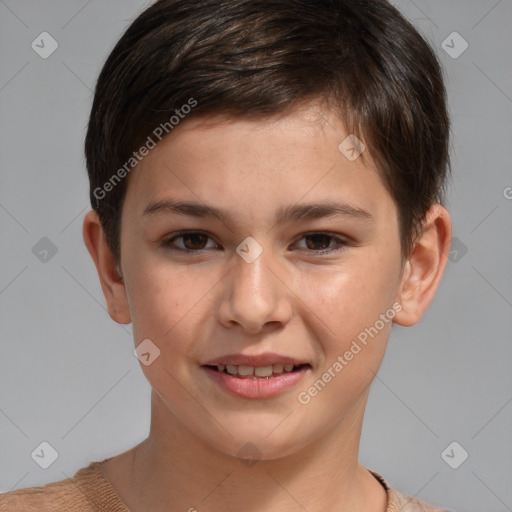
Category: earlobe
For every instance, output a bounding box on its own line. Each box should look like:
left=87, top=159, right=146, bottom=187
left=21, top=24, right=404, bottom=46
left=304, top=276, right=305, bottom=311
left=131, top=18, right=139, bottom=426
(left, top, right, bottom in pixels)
left=82, top=210, right=132, bottom=324
left=393, top=204, right=451, bottom=327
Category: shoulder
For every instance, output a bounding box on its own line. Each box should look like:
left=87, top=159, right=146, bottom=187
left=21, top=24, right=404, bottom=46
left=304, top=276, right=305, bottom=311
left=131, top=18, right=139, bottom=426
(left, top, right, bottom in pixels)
left=387, top=487, right=453, bottom=512
left=0, top=460, right=127, bottom=512
left=369, top=470, right=452, bottom=512
left=0, top=470, right=91, bottom=512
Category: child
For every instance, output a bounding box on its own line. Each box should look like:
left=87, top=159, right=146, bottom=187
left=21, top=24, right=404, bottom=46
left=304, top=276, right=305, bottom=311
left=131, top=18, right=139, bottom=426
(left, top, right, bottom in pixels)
left=0, top=0, right=453, bottom=510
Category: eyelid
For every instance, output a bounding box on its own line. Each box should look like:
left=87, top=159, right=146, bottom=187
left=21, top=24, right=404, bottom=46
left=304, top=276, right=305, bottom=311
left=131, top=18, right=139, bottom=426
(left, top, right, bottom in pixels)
left=161, top=230, right=350, bottom=254
left=292, top=231, right=350, bottom=253
left=161, top=230, right=220, bottom=252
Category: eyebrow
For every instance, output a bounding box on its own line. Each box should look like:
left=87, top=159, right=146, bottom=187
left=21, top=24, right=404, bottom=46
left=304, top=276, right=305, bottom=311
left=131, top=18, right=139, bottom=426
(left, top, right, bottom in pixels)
left=142, top=198, right=373, bottom=223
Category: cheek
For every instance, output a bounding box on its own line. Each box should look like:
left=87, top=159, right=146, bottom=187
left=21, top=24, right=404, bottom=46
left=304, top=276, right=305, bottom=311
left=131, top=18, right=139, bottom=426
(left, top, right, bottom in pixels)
left=297, top=251, right=401, bottom=389
left=125, top=256, right=216, bottom=363
left=124, top=268, right=200, bottom=397
left=301, top=256, right=400, bottom=334
left=295, top=266, right=398, bottom=415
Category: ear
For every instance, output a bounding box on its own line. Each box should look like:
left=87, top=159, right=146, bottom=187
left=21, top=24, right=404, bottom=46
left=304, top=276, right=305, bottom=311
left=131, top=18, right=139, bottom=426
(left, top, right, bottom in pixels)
left=82, top=210, right=131, bottom=324
left=393, top=204, right=451, bottom=327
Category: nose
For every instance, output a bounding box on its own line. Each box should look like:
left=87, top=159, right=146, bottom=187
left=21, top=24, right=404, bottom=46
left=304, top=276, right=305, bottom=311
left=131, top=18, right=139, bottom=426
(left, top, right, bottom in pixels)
left=217, top=245, right=293, bottom=334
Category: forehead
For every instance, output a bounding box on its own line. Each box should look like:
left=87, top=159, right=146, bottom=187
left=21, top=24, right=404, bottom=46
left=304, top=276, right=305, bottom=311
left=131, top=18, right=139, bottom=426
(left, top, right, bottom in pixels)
left=122, top=102, right=394, bottom=225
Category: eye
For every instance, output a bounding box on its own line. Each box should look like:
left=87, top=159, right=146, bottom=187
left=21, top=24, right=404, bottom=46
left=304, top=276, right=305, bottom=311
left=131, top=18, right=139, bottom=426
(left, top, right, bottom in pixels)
left=160, top=231, right=349, bottom=254
left=293, top=233, right=348, bottom=254
left=160, top=231, right=219, bottom=252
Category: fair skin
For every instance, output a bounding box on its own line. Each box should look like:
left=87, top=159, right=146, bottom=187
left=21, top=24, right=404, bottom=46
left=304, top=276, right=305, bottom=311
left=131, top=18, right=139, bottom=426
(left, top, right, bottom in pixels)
left=83, top=100, right=451, bottom=512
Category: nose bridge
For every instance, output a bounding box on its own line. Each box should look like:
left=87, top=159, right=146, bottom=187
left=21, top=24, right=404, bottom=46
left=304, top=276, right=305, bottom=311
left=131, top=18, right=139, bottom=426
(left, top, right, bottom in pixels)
left=219, top=239, right=292, bottom=332
left=236, top=247, right=272, bottom=295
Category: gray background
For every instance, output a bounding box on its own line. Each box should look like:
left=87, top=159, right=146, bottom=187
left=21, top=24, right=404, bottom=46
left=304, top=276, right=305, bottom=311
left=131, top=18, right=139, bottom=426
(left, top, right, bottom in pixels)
left=1, top=1, right=511, bottom=511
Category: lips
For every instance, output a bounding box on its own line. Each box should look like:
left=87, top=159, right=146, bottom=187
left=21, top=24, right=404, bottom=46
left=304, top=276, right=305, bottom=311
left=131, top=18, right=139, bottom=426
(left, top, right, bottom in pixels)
left=201, top=352, right=312, bottom=398
left=202, top=364, right=310, bottom=399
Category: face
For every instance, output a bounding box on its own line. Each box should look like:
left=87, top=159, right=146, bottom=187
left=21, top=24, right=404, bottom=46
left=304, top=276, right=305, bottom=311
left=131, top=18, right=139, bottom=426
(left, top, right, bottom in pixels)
left=118, top=102, right=405, bottom=460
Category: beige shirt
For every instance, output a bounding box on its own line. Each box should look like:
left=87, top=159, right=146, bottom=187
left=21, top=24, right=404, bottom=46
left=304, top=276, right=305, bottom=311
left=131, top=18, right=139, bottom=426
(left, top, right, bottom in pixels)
left=0, top=459, right=450, bottom=511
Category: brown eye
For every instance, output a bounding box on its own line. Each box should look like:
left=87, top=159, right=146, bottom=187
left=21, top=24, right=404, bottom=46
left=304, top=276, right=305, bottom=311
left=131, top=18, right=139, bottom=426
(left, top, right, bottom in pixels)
left=294, top=233, right=348, bottom=254
left=304, top=234, right=333, bottom=251
left=180, top=233, right=209, bottom=250
left=161, top=232, right=217, bottom=252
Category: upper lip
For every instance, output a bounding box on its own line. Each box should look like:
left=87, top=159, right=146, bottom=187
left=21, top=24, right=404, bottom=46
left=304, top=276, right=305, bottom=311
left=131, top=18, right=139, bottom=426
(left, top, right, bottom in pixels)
left=202, top=352, right=310, bottom=367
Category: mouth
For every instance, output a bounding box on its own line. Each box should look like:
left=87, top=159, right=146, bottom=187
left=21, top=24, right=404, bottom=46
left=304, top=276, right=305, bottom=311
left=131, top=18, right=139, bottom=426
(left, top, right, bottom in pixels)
left=201, top=361, right=312, bottom=399
left=203, top=363, right=312, bottom=379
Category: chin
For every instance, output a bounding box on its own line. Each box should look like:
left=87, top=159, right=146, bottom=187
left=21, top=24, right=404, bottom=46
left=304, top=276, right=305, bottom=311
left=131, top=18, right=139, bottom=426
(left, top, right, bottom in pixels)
left=203, top=426, right=314, bottom=463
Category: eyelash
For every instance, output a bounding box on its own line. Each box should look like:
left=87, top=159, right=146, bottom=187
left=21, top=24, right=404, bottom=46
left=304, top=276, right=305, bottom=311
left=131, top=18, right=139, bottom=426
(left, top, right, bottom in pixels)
left=160, top=231, right=349, bottom=255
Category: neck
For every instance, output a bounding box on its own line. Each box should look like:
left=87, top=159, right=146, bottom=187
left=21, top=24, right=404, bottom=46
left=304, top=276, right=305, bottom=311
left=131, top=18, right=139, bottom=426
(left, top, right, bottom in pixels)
left=117, top=390, right=387, bottom=512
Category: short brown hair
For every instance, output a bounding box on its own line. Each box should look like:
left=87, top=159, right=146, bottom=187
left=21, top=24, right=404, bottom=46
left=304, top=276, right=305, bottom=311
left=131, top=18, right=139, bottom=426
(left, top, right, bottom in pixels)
left=85, top=0, right=450, bottom=266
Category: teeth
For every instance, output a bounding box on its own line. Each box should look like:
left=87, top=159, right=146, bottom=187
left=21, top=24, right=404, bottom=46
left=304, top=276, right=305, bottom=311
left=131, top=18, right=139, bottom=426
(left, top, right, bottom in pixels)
left=215, top=363, right=302, bottom=377
left=226, top=364, right=238, bottom=375
left=273, top=364, right=284, bottom=374
left=238, top=365, right=255, bottom=376
left=254, top=366, right=273, bottom=377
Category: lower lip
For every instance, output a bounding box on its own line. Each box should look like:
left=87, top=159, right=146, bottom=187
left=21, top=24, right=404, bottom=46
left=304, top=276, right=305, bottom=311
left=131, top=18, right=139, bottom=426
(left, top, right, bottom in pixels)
left=202, top=366, right=310, bottom=399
